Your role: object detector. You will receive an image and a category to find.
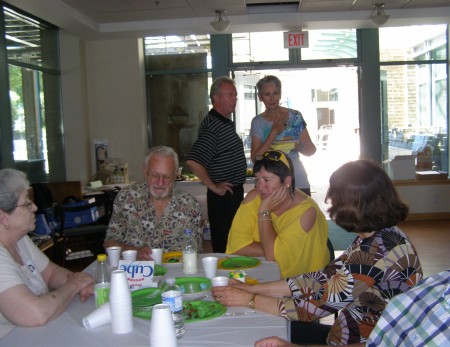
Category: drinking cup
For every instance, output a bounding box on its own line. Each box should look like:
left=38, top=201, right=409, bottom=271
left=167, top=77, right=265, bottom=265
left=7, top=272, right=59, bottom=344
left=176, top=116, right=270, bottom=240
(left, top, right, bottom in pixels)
left=149, top=304, right=177, bottom=347
left=211, top=276, right=229, bottom=287
left=202, top=256, right=218, bottom=279
left=106, top=246, right=121, bottom=268
left=82, top=302, right=111, bottom=329
left=151, top=248, right=163, bottom=265
left=122, top=249, right=137, bottom=262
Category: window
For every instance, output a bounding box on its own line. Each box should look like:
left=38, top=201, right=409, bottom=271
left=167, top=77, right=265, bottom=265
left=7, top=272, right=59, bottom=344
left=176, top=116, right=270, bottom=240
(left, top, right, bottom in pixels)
left=2, top=5, right=64, bottom=182
left=379, top=25, right=448, bottom=172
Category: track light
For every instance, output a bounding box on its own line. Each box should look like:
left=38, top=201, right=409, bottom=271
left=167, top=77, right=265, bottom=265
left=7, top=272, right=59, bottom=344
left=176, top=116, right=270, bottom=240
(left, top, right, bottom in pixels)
left=369, top=3, right=390, bottom=26
left=210, top=10, right=231, bottom=32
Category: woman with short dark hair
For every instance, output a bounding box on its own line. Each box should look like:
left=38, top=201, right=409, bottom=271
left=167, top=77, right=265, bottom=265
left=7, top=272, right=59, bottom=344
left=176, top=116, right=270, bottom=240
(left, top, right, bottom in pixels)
left=213, top=159, right=423, bottom=346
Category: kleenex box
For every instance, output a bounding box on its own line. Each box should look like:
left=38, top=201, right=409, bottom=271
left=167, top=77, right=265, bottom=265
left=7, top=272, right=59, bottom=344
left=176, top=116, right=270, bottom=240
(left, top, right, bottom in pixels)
left=385, top=155, right=416, bottom=180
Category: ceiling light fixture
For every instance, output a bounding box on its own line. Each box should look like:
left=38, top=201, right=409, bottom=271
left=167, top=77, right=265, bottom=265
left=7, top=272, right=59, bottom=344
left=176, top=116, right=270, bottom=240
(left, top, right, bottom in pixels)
left=369, top=3, right=390, bottom=26
left=210, top=10, right=231, bottom=32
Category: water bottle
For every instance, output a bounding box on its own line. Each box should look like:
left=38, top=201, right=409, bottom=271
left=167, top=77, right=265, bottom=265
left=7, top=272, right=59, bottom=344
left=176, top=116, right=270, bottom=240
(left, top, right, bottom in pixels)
left=182, top=229, right=198, bottom=274
left=162, top=278, right=185, bottom=338
left=202, top=220, right=211, bottom=241
left=94, top=254, right=110, bottom=307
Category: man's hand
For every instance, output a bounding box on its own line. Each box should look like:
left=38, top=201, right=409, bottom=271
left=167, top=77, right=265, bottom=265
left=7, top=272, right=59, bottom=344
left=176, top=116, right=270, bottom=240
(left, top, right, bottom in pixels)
left=212, top=182, right=234, bottom=196
left=138, top=247, right=152, bottom=261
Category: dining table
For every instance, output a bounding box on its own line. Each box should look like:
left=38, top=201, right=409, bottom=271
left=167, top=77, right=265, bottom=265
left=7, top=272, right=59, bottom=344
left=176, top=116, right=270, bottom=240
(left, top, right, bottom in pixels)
left=0, top=253, right=287, bottom=347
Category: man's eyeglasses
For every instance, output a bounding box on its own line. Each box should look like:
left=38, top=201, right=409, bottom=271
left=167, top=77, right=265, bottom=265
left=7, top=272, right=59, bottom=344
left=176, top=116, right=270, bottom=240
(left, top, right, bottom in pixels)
left=255, top=150, right=290, bottom=170
left=15, top=201, right=34, bottom=210
left=147, top=172, right=174, bottom=183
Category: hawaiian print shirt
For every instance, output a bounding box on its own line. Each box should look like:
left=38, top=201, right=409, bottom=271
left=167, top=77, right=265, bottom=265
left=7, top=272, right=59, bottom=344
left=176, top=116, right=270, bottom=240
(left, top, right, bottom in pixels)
left=278, top=226, right=423, bottom=346
left=105, top=183, right=202, bottom=252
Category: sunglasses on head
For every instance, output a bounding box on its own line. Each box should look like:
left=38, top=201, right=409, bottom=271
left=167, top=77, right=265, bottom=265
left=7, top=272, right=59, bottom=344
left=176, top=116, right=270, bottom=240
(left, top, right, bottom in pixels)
left=255, top=150, right=290, bottom=170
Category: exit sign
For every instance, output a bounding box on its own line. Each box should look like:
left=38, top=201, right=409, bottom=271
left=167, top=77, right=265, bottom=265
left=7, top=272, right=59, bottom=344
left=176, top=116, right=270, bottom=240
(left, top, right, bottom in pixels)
left=284, top=31, right=309, bottom=49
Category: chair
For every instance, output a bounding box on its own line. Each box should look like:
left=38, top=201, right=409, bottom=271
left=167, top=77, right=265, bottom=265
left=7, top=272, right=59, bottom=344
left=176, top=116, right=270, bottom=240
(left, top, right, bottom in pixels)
left=32, top=181, right=107, bottom=268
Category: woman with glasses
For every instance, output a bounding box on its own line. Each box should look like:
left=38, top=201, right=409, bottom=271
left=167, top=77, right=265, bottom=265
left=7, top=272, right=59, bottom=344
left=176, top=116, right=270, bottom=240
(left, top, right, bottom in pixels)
left=250, top=75, right=316, bottom=196
left=213, top=160, right=422, bottom=346
left=225, top=150, right=329, bottom=278
left=0, top=169, right=94, bottom=338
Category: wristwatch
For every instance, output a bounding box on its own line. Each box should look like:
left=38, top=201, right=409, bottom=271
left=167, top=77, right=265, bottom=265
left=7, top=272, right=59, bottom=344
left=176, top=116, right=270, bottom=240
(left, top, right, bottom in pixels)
left=260, top=210, right=271, bottom=217
left=248, top=294, right=257, bottom=309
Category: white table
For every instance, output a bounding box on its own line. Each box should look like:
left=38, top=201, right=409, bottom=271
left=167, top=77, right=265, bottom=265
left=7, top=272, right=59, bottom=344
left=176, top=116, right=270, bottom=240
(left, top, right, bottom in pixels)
left=0, top=254, right=287, bottom=347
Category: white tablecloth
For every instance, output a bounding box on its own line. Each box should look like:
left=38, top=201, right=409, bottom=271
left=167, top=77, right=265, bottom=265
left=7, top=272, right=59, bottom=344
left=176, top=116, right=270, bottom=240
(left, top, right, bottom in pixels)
left=0, top=254, right=287, bottom=347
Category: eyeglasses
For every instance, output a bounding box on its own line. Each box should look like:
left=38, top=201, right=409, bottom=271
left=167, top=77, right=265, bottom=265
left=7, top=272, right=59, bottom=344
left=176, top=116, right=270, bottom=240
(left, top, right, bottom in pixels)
left=147, top=172, right=174, bottom=183
left=255, top=150, right=290, bottom=170
left=15, top=201, right=34, bottom=210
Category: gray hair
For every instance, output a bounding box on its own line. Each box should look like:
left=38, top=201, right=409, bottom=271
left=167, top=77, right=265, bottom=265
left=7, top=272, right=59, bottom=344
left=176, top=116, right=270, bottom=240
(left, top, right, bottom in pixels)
left=256, top=75, right=282, bottom=95
left=0, top=169, right=29, bottom=213
left=209, top=76, right=235, bottom=103
left=144, top=146, right=179, bottom=175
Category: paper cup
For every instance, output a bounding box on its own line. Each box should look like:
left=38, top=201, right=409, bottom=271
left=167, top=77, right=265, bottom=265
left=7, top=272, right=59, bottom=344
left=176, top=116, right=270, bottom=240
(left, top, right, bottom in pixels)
left=211, top=276, right=229, bottom=287
left=122, top=250, right=137, bottom=262
left=151, top=248, right=163, bottom=265
left=82, top=302, right=111, bottom=329
left=149, top=304, right=177, bottom=347
left=106, top=246, right=121, bottom=268
left=202, top=256, right=218, bottom=279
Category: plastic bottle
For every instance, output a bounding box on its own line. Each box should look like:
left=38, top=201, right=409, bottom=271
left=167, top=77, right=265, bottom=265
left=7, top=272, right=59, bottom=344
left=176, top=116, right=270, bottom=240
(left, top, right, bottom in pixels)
left=202, top=220, right=211, bottom=241
left=94, top=254, right=110, bottom=307
left=182, top=229, right=198, bottom=274
left=162, top=278, right=185, bottom=338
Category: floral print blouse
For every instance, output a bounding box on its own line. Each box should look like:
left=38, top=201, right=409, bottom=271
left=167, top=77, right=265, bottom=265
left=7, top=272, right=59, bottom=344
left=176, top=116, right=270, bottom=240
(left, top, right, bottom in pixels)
left=105, top=183, right=202, bottom=252
left=278, top=226, right=423, bottom=345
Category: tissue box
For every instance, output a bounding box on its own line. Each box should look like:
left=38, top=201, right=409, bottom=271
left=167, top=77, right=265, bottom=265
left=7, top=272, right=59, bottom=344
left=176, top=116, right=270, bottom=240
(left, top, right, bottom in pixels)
left=385, top=155, right=416, bottom=180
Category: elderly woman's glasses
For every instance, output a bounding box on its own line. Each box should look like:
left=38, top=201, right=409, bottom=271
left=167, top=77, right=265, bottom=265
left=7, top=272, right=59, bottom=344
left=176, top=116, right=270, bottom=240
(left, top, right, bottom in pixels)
left=255, top=150, right=290, bottom=170
left=15, top=201, right=34, bottom=210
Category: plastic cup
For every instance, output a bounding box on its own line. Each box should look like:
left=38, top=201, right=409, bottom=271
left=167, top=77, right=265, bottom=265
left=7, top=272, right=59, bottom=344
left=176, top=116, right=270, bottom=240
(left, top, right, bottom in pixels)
left=122, top=250, right=137, bottom=262
left=149, top=304, right=177, bottom=347
left=202, top=256, right=218, bottom=279
left=151, top=248, right=163, bottom=265
left=82, top=302, right=111, bottom=329
left=109, top=270, right=133, bottom=334
left=211, top=276, right=229, bottom=287
left=106, top=246, right=121, bottom=268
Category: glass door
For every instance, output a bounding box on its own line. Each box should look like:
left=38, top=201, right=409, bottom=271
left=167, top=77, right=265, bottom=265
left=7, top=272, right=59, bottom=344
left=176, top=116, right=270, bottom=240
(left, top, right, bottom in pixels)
left=234, top=67, right=360, bottom=213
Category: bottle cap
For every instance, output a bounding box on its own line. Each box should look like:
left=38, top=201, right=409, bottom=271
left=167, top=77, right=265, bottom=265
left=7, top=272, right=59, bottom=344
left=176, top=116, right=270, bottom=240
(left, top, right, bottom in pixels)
left=97, top=254, right=107, bottom=261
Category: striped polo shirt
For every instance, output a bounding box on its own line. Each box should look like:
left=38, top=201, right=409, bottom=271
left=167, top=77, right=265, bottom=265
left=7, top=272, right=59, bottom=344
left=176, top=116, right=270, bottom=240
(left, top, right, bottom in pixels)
left=187, top=109, right=247, bottom=185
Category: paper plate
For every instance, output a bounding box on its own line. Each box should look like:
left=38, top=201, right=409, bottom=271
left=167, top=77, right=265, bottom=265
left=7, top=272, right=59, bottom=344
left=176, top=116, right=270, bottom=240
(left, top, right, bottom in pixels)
left=154, top=264, right=167, bottom=276
left=217, top=256, right=261, bottom=270
left=183, top=300, right=226, bottom=323
left=176, top=277, right=211, bottom=300
left=163, top=251, right=183, bottom=264
left=131, top=287, right=162, bottom=319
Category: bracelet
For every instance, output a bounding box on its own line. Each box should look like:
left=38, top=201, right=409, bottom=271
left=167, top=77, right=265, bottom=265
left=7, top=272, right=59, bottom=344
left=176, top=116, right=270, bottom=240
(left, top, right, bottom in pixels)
left=258, top=218, right=272, bottom=222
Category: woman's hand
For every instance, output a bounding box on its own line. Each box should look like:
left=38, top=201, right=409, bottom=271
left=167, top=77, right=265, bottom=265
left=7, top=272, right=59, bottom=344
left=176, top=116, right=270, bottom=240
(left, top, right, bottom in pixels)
left=255, top=336, right=297, bottom=347
left=68, top=272, right=94, bottom=299
left=269, top=108, right=289, bottom=135
left=210, top=285, right=253, bottom=307
left=260, top=185, right=290, bottom=212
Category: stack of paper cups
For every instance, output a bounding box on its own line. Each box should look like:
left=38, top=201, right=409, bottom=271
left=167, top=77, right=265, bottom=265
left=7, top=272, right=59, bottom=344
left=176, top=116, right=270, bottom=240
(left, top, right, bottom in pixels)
left=149, top=304, right=177, bottom=347
left=109, top=270, right=133, bottom=334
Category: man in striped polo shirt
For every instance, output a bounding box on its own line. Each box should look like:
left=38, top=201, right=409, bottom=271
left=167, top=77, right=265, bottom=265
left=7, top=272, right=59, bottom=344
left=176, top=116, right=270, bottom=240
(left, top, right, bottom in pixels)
left=187, top=76, right=247, bottom=253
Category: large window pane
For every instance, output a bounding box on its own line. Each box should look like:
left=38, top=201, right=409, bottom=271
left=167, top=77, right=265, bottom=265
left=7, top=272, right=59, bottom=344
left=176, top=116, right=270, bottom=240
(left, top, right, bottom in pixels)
left=300, top=29, right=357, bottom=60
left=232, top=32, right=289, bottom=63
left=380, top=25, right=448, bottom=173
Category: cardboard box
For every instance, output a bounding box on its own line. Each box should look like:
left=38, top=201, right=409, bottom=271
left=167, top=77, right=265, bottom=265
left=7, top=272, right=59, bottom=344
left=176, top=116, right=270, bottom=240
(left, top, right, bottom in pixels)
left=415, top=171, right=448, bottom=181
left=385, top=155, right=416, bottom=180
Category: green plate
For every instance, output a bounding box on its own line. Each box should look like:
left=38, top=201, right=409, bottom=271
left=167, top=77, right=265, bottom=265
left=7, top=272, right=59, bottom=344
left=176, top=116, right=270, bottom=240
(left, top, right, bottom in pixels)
left=131, top=287, right=163, bottom=319
left=217, top=256, right=261, bottom=270
left=183, top=300, right=226, bottom=323
left=175, top=277, right=211, bottom=295
left=154, top=264, right=167, bottom=276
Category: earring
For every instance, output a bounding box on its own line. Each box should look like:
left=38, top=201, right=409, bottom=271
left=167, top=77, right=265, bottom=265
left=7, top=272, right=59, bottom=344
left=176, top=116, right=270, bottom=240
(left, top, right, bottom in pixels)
left=290, top=186, right=295, bottom=200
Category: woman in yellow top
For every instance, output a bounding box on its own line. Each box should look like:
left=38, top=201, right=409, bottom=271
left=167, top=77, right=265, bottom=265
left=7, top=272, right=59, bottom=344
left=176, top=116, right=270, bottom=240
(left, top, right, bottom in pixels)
left=225, top=150, right=329, bottom=278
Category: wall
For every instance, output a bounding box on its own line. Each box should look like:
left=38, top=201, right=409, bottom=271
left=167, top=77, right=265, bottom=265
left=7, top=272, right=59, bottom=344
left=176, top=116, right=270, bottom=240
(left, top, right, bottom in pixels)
left=60, top=33, right=148, bottom=184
